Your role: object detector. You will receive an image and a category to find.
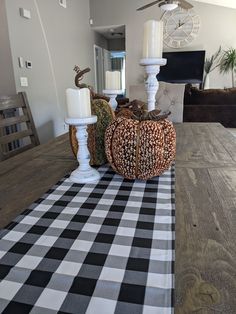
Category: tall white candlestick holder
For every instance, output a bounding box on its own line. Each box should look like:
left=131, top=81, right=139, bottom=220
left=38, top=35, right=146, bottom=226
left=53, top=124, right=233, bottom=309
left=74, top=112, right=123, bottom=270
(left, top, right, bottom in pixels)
left=140, top=58, right=167, bottom=111
left=65, top=116, right=100, bottom=184
left=103, top=89, right=122, bottom=110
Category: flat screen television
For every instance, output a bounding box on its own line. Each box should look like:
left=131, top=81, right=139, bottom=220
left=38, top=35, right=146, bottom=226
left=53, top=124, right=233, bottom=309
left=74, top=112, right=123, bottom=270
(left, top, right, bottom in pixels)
left=157, top=50, right=206, bottom=84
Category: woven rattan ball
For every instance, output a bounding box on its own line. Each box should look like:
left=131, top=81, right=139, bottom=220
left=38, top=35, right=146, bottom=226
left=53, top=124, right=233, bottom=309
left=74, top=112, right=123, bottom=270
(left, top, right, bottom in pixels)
left=70, top=99, right=115, bottom=166
left=105, top=116, right=176, bottom=180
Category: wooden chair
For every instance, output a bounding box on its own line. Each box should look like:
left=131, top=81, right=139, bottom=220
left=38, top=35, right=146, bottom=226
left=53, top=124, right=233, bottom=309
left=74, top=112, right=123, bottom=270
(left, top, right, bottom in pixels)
left=0, top=92, right=40, bottom=161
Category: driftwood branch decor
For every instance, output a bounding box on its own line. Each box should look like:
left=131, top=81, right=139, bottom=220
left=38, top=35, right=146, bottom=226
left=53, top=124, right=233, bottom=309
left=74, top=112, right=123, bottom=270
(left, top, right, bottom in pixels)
left=133, top=109, right=171, bottom=121
left=116, top=99, right=171, bottom=121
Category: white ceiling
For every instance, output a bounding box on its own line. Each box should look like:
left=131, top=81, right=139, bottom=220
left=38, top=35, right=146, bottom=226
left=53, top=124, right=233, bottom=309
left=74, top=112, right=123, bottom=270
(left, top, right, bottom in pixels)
left=194, top=0, right=236, bottom=9
left=94, top=25, right=125, bottom=39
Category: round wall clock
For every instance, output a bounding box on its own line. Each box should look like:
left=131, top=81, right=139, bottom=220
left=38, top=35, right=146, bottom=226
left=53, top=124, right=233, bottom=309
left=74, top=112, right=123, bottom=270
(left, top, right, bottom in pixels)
left=162, top=8, right=201, bottom=49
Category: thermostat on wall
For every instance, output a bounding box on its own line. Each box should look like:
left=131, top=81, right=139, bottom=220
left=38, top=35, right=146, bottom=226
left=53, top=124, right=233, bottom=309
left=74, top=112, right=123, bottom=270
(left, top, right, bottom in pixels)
left=59, top=0, right=67, bottom=8
left=26, top=61, right=32, bottom=69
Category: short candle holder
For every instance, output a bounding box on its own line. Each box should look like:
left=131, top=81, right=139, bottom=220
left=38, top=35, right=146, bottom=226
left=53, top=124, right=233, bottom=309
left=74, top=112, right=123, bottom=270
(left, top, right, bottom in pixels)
left=65, top=116, right=100, bottom=184
left=103, top=89, right=122, bottom=110
left=140, top=58, right=167, bottom=111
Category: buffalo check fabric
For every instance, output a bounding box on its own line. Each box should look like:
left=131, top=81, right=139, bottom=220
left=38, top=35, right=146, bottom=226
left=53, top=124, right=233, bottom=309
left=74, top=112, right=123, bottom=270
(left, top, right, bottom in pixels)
left=0, top=165, right=175, bottom=314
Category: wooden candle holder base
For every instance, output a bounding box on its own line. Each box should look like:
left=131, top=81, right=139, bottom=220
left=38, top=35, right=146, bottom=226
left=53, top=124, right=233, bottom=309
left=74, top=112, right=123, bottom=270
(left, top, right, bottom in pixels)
left=103, top=89, right=122, bottom=110
left=140, top=58, right=167, bottom=112
left=65, top=116, right=100, bottom=184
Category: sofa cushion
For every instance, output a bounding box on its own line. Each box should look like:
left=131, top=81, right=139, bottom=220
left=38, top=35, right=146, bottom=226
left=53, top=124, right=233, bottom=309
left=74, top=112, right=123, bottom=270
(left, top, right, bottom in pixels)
left=156, top=82, right=185, bottom=123
left=184, top=104, right=236, bottom=128
left=129, top=82, right=185, bottom=123
left=185, top=86, right=236, bottom=105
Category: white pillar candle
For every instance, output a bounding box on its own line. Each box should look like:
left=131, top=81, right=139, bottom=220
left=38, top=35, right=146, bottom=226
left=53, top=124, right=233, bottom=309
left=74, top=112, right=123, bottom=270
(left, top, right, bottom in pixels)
left=143, top=20, right=163, bottom=59
left=66, top=88, right=91, bottom=118
left=105, top=71, right=121, bottom=90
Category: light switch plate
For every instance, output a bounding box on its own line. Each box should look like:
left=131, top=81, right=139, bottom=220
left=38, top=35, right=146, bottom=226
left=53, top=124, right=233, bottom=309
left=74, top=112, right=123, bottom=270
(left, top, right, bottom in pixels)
left=59, top=0, right=67, bottom=8
left=19, top=8, right=31, bottom=19
left=18, top=57, right=24, bottom=68
left=20, top=77, right=28, bottom=87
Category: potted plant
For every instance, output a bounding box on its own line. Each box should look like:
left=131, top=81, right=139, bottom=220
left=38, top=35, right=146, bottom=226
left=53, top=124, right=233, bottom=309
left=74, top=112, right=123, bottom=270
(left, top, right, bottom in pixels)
left=203, top=47, right=221, bottom=89
left=220, top=48, right=236, bottom=88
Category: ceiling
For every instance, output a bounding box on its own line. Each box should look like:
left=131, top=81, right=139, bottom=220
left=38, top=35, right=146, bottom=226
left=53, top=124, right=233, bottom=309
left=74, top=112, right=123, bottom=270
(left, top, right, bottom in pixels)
left=194, top=0, right=236, bottom=9
left=92, top=0, right=236, bottom=41
left=94, top=25, right=125, bottom=40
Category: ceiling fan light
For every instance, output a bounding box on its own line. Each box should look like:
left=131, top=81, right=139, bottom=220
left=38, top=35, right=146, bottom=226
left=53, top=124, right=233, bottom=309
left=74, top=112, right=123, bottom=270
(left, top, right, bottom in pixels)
left=160, top=3, right=178, bottom=11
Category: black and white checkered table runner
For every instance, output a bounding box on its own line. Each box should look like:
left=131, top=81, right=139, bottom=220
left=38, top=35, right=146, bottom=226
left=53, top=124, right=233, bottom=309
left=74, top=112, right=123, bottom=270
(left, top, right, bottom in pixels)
left=0, top=165, right=175, bottom=314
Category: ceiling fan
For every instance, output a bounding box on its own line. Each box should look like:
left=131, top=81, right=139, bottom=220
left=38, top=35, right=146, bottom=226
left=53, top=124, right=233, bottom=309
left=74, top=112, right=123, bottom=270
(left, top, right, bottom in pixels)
left=137, top=0, right=193, bottom=11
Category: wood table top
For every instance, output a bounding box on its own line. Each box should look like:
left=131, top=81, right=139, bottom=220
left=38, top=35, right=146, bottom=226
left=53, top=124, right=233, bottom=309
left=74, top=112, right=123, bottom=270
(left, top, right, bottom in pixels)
left=0, top=122, right=236, bottom=312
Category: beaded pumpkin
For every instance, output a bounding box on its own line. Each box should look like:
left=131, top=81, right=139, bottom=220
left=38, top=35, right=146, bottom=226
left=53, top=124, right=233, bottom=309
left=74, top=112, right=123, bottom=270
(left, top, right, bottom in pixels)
left=105, top=115, right=176, bottom=180
left=70, top=99, right=115, bottom=166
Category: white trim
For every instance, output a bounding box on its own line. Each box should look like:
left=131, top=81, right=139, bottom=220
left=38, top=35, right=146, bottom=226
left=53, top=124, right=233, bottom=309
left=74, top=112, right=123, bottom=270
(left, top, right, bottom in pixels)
left=93, top=45, right=105, bottom=93
left=93, top=44, right=99, bottom=93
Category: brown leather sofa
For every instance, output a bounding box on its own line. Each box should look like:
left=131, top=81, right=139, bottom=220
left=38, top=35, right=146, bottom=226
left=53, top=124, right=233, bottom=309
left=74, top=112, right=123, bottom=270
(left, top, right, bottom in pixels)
left=184, top=84, right=236, bottom=128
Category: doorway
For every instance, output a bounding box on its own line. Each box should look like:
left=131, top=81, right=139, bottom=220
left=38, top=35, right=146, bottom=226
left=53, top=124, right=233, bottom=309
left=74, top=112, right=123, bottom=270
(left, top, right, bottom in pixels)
left=93, top=25, right=126, bottom=95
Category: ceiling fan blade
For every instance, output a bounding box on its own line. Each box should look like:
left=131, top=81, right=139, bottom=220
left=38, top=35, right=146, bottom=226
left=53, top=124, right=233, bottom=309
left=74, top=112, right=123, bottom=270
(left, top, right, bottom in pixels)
left=179, top=0, right=193, bottom=10
left=137, top=0, right=162, bottom=11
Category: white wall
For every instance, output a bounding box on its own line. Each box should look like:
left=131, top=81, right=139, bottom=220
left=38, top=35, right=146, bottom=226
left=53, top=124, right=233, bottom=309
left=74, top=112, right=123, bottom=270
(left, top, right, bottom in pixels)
left=0, top=0, right=16, bottom=95
left=195, top=0, right=236, bottom=9
left=90, top=0, right=236, bottom=93
left=5, top=0, right=95, bottom=143
left=108, top=38, right=125, bottom=51
left=93, top=32, right=108, bottom=50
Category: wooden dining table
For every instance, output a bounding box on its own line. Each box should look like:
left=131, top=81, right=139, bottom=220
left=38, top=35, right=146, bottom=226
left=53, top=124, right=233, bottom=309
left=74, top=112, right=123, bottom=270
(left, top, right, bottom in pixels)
left=0, top=122, right=236, bottom=313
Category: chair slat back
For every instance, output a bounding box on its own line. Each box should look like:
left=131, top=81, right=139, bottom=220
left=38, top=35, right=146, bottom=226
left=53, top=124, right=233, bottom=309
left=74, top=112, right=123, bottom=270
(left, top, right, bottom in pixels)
left=0, top=92, right=40, bottom=161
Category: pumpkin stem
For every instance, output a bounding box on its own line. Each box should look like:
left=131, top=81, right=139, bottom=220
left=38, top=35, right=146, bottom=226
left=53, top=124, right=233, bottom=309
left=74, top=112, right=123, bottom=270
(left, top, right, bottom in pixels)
left=73, top=65, right=110, bottom=102
left=74, top=66, right=92, bottom=89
